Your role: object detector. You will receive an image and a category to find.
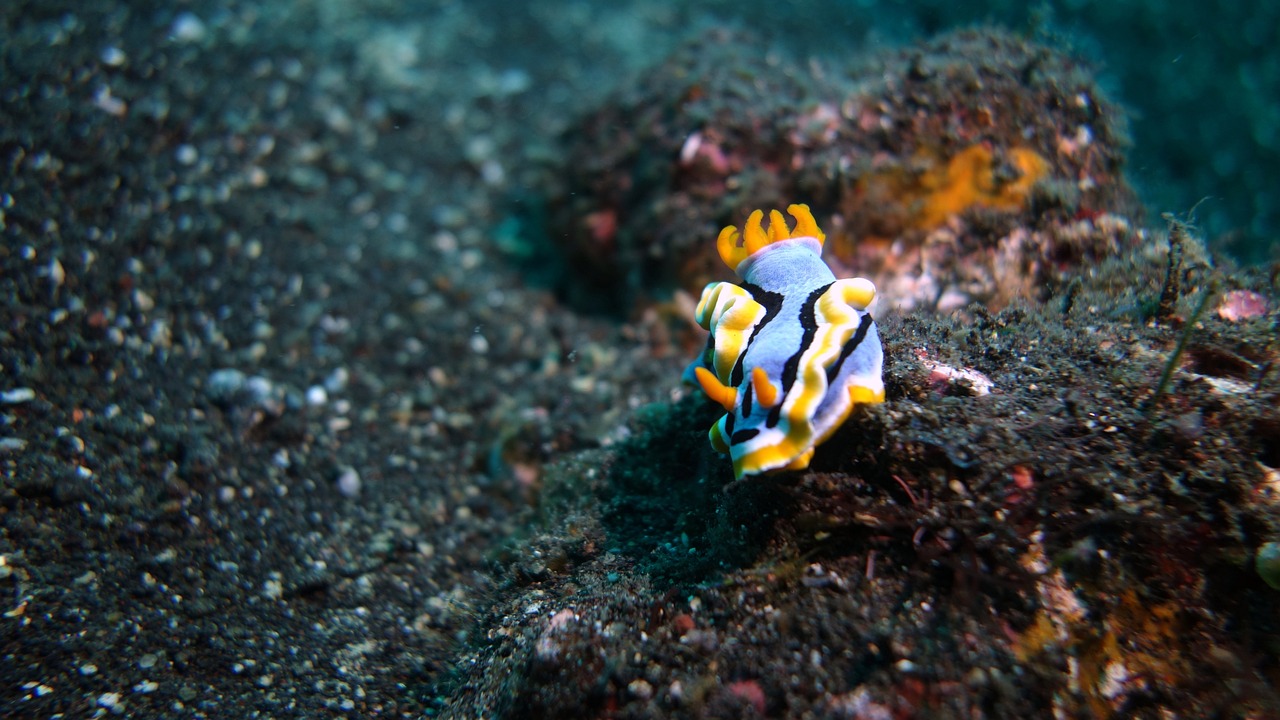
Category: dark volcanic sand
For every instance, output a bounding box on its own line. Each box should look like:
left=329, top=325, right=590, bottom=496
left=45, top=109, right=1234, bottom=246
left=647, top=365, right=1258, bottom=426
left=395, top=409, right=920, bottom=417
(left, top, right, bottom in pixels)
left=3, top=3, right=1278, bottom=719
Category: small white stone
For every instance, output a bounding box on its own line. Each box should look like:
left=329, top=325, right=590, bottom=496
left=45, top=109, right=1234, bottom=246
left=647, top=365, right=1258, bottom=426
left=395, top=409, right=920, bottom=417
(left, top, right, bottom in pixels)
left=262, top=579, right=283, bottom=600
left=336, top=467, right=361, bottom=498
left=480, top=159, right=505, bottom=186
left=101, top=46, right=127, bottom=67
left=134, top=289, right=155, bottom=312
left=627, top=679, right=654, bottom=699
left=93, top=86, right=128, bottom=117
left=175, top=144, right=198, bottom=166
left=305, top=385, right=327, bottom=406
left=324, top=367, right=349, bottom=393
left=48, top=258, right=65, bottom=288
left=170, top=13, right=206, bottom=43
left=0, top=388, right=35, bottom=404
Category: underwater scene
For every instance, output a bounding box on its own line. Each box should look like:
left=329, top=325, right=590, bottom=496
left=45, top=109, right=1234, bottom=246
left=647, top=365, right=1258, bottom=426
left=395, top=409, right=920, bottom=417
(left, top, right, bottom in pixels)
left=3, top=0, right=1279, bottom=717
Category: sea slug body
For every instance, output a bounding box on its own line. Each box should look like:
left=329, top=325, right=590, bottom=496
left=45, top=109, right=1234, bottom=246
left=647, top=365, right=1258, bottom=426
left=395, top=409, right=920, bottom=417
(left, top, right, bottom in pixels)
left=684, top=204, right=884, bottom=478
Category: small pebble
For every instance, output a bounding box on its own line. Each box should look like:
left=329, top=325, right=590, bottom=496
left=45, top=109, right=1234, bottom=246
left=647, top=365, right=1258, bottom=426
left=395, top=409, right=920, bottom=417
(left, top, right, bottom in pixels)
left=305, top=385, right=327, bottom=406
left=59, top=432, right=86, bottom=455
left=324, top=367, right=349, bottom=393
left=0, top=388, right=35, bottom=404
left=1218, top=289, right=1269, bottom=322
left=336, top=467, right=361, bottom=498
left=101, top=46, right=127, bottom=67
left=242, top=376, right=276, bottom=406
left=262, top=579, right=283, bottom=600
left=628, top=678, right=654, bottom=700
left=170, top=12, right=206, bottom=43
left=205, top=369, right=247, bottom=401
left=48, top=258, right=65, bottom=288
left=93, top=86, right=128, bottom=117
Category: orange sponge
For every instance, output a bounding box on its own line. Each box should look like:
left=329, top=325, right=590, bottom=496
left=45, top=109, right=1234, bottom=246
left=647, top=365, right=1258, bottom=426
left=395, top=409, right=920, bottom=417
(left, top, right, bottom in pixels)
left=862, top=143, right=1050, bottom=231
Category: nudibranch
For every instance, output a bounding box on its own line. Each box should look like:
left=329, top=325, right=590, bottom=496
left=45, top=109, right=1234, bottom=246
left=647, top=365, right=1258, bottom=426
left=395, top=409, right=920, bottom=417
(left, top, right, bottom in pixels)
left=683, top=204, right=884, bottom=478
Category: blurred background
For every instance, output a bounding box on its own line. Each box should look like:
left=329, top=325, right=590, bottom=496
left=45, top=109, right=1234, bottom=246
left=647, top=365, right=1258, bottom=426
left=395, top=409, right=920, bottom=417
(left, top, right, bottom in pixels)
left=301, top=0, right=1274, bottom=263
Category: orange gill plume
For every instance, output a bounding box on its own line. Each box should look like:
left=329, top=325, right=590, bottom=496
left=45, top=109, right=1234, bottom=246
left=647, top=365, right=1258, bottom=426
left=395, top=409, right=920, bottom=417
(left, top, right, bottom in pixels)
left=716, top=204, right=826, bottom=272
